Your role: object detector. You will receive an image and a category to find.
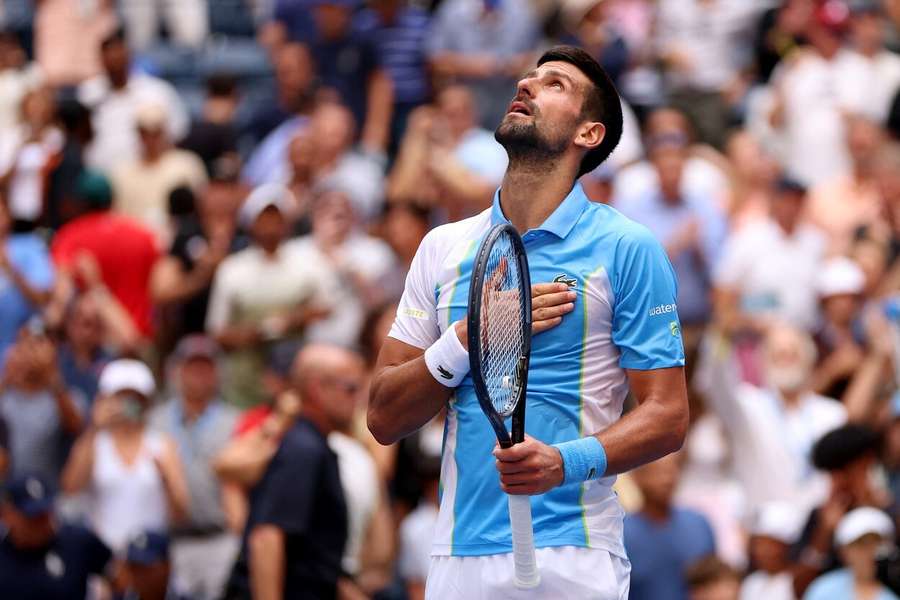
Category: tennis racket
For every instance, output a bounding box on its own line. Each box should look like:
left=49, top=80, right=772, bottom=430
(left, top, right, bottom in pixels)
left=467, top=222, right=539, bottom=589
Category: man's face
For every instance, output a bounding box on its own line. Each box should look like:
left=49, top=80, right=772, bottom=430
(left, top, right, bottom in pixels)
left=66, top=296, right=103, bottom=350
left=251, top=206, right=288, bottom=252
left=179, top=357, right=218, bottom=401
left=633, top=453, right=680, bottom=508
left=315, top=358, right=365, bottom=431
left=494, top=61, right=590, bottom=160
left=101, top=40, right=130, bottom=80
left=1, top=504, right=54, bottom=550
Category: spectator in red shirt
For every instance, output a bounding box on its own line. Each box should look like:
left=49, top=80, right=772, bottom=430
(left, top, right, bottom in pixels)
left=50, top=171, right=161, bottom=339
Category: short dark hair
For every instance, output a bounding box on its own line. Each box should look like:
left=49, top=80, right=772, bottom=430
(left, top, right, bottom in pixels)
left=100, top=27, right=127, bottom=51
left=812, top=424, right=881, bottom=471
left=537, top=46, right=623, bottom=177
left=207, top=73, right=238, bottom=98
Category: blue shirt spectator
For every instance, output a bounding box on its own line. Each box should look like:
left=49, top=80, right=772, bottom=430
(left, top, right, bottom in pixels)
left=804, top=569, right=900, bottom=600
left=625, top=453, right=716, bottom=600
left=0, top=231, right=55, bottom=361
left=354, top=3, right=431, bottom=108
left=614, top=148, right=726, bottom=325
left=625, top=508, right=717, bottom=600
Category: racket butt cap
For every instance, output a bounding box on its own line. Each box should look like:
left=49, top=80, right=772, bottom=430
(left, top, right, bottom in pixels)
left=514, top=574, right=541, bottom=589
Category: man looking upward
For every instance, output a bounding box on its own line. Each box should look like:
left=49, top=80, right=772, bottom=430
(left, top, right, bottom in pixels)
left=369, top=46, right=689, bottom=598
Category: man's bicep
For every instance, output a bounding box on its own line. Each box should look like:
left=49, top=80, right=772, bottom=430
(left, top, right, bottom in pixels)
left=625, top=367, right=688, bottom=412
left=612, top=228, right=685, bottom=369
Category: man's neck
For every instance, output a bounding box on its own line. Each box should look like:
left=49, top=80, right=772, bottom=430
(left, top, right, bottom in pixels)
left=301, top=406, right=333, bottom=437
left=499, top=161, right=577, bottom=232
left=780, top=388, right=805, bottom=408
left=641, top=501, right=672, bottom=523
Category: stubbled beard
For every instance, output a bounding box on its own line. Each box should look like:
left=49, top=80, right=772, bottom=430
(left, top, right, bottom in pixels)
left=494, top=115, right=568, bottom=169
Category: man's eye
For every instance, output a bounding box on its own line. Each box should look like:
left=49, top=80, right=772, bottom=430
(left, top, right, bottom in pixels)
left=549, top=81, right=563, bottom=89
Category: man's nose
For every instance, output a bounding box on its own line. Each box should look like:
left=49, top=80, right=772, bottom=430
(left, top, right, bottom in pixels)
left=515, top=76, right=536, bottom=99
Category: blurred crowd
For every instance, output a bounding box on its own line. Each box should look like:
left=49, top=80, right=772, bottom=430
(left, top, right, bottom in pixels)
left=4, top=0, right=900, bottom=599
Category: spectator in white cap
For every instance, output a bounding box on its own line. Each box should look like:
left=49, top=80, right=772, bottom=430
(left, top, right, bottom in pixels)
left=804, top=507, right=898, bottom=600
left=741, top=502, right=805, bottom=600
left=205, top=183, right=333, bottom=407
left=61, top=358, right=190, bottom=554
left=810, top=257, right=868, bottom=399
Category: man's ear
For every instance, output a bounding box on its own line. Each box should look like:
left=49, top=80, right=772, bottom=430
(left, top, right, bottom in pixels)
left=574, top=121, right=606, bottom=151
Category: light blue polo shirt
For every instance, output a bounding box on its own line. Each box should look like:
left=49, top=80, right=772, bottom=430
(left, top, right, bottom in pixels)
left=389, top=182, right=685, bottom=558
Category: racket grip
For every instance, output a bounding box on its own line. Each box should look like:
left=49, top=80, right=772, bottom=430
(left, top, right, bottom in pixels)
left=508, top=494, right=540, bottom=588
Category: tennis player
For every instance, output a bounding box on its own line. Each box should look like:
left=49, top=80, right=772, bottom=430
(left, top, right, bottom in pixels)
left=369, top=45, right=688, bottom=599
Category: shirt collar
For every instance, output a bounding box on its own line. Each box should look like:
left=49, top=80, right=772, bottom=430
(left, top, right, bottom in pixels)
left=489, top=182, right=590, bottom=239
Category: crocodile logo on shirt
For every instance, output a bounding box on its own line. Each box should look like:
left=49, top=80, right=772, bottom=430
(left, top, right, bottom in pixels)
left=553, top=274, right=577, bottom=288
left=437, top=365, right=454, bottom=380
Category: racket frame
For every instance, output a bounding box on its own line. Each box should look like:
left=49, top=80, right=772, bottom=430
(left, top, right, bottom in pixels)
left=467, top=223, right=533, bottom=449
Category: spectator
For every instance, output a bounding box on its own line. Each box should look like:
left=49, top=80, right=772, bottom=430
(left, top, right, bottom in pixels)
left=722, top=129, right=781, bottom=230
left=118, top=0, right=208, bottom=51
left=804, top=507, right=899, bottom=600
left=44, top=99, right=93, bottom=230
left=56, top=294, right=111, bottom=408
left=655, top=0, right=763, bottom=149
left=288, top=101, right=387, bottom=220
left=793, top=424, right=888, bottom=595
left=78, top=28, right=189, bottom=173
left=379, top=203, right=430, bottom=270
left=148, top=335, right=241, bottom=600
left=740, top=503, right=804, bottom=600
left=427, top=0, right=540, bottom=129
left=110, top=103, right=208, bottom=244
left=33, top=0, right=117, bottom=87
left=242, top=42, right=316, bottom=148
left=714, top=178, right=826, bottom=337
left=613, top=107, right=730, bottom=219
left=305, top=0, right=394, bottom=153
left=225, top=344, right=351, bottom=600
left=0, top=330, right=84, bottom=484
left=767, top=2, right=872, bottom=187
left=205, top=183, right=331, bottom=407
left=61, top=359, right=190, bottom=554
left=807, top=114, right=885, bottom=255
left=0, top=86, right=63, bottom=226
left=0, top=473, right=112, bottom=599
left=293, top=183, right=399, bottom=347
left=810, top=257, right=868, bottom=399
left=625, top=453, right=717, bottom=600
left=179, top=74, right=241, bottom=177
left=116, top=531, right=188, bottom=600
left=0, top=198, right=54, bottom=360
left=615, top=140, right=727, bottom=333
left=0, top=31, right=42, bottom=130
left=848, top=1, right=900, bottom=124
left=752, top=0, right=813, bottom=84
left=355, top=0, right=433, bottom=152
left=697, top=324, right=847, bottom=512
left=151, top=172, right=245, bottom=348
left=559, top=0, right=630, bottom=86
left=51, top=171, right=160, bottom=342
left=687, top=556, right=742, bottom=600
left=388, top=84, right=508, bottom=218
left=397, top=425, right=441, bottom=600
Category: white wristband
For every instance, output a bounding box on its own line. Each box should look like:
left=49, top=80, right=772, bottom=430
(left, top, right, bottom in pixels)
left=424, top=322, right=470, bottom=388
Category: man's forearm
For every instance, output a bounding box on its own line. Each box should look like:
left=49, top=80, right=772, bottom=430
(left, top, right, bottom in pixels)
left=368, top=356, right=451, bottom=445
left=250, top=525, right=285, bottom=600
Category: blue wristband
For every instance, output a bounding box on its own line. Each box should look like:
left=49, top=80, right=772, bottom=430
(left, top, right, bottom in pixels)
left=553, top=437, right=607, bottom=485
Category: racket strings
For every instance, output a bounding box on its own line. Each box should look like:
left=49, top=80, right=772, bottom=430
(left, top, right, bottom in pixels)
left=478, top=233, right=527, bottom=417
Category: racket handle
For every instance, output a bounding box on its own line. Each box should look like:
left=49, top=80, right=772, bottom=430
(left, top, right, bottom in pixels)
left=508, top=494, right=540, bottom=588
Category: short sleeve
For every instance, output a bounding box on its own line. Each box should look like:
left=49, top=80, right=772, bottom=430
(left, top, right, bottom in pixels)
left=611, top=227, right=686, bottom=370
left=253, top=442, right=321, bottom=534
left=388, top=233, right=441, bottom=350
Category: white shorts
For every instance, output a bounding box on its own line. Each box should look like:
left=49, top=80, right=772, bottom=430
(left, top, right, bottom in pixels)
left=424, top=546, right=630, bottom=600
